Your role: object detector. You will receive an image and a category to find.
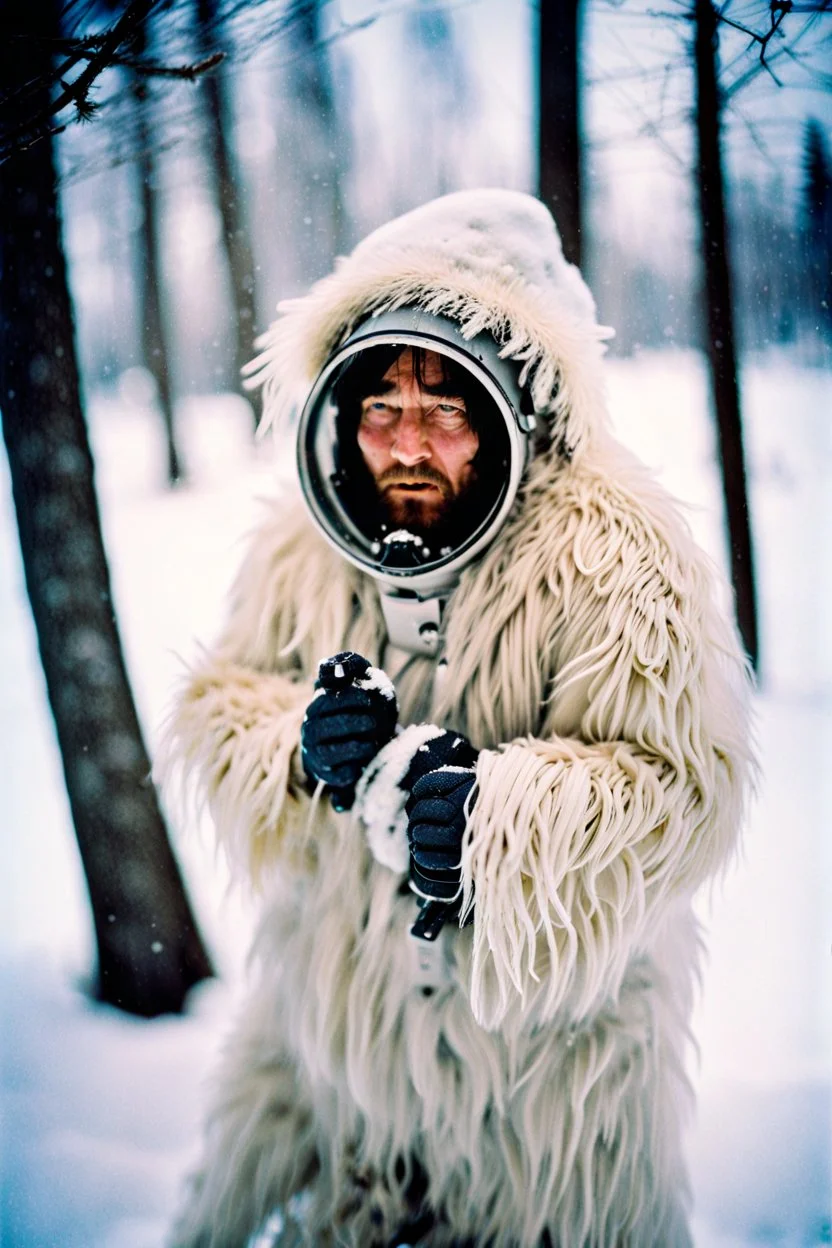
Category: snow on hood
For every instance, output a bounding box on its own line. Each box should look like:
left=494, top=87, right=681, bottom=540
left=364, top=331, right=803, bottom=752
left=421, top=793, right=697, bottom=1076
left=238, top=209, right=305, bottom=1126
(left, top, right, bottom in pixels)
left=245, top=189, right=614, bottom=462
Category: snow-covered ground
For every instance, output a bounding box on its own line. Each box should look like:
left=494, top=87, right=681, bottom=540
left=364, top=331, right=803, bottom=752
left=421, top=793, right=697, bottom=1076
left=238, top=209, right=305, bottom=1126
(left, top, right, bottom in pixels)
left=1, top=350, right=830, bottom=1247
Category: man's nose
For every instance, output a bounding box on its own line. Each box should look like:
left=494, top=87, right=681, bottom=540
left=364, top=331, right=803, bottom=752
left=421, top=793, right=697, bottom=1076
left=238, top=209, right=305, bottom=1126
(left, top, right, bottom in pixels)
left=390, top=408, right=430, bottom=465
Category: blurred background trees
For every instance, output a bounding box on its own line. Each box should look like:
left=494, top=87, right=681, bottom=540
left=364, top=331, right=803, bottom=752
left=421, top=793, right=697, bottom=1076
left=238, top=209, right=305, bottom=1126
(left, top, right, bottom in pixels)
left=1, top=0, right=830, bottom=1014
left=26, top=0, right=829, bottom=387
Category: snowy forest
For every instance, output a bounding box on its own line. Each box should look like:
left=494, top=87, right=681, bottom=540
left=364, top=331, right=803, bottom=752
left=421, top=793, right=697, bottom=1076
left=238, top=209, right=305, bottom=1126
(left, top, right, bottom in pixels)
left=1, top=1, right=831, bottom=1245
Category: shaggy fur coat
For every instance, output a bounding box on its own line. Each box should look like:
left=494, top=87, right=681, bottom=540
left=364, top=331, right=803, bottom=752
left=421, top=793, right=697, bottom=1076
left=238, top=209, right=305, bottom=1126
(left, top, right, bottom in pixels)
left=160, top=190, right=753, bottom=1247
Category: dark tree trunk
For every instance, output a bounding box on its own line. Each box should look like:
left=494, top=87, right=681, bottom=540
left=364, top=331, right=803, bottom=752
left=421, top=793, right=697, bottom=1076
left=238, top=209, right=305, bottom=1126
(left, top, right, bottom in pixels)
left=802, top=120, right=832, bottom=339
left=196, top=0, right=259, bottom=421
left=0, top=0, right=213, bottom=1017
left=538, top=0, right=583, bottom=268
left=131, top=15, right=184, bottom=485
left=290, top=0, right=349, bottom=258
left=277, top=0, right=349, bottom=289
left=693, top=0, right=759, bottom=672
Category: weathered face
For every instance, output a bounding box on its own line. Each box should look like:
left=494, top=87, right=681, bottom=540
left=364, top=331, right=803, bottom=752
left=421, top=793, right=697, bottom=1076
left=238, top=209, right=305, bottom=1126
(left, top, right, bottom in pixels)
left=356, top=348, right=479, bottom=532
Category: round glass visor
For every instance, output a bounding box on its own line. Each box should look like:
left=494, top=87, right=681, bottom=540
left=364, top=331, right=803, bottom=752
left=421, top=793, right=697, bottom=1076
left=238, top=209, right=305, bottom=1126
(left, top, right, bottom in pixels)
left=296, top=317, right=531, bottom=587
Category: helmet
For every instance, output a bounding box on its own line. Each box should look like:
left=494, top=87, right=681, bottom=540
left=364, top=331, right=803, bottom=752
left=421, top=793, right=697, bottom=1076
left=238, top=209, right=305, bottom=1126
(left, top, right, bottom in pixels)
left=296, top=307, right=536, bottom=654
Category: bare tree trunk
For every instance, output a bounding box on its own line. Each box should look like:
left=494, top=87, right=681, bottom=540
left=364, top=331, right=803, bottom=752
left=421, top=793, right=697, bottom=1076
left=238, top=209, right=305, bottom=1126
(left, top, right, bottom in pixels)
left=196, top=0, right=259, bottom=421
left=693, top=0, right=759, bottom=671
left=538, top=0, right=583, bottom=268
left=279, top=0, right=349, bottom=287
left=0, top=0, right=213, bottom=1016
left=131, top=15, right=184, bottom=485
left=291, top=0, right=349, bottom=258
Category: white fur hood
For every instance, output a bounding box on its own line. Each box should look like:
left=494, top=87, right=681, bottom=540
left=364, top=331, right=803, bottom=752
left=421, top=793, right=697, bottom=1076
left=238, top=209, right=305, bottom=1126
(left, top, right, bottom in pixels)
left=246, top=189, right=613, bottom=461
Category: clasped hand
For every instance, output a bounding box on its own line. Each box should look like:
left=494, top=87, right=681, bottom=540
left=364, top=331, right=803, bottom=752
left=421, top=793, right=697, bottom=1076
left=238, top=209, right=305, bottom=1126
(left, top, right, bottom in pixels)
left=300, top=652, right=398, bottom=798
left=401, top=730, right=479, bottom=903
left=301, top=654, right=478, bottom=899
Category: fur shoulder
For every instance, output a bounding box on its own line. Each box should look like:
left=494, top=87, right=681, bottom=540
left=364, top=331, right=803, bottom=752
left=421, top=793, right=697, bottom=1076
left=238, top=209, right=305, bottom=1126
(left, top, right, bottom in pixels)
left=438, top=437, right=751, bottom=757
left=545, top=440, right=751, bottom=747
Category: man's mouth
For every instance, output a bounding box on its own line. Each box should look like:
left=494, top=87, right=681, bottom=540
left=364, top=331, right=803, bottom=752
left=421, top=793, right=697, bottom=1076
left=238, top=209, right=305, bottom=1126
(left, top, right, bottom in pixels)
left=386, top=482, right=440, bottom=493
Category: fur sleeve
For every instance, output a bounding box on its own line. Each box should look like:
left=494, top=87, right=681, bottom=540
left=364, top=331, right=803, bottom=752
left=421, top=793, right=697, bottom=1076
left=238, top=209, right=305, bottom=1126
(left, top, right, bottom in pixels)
left=157, top=500, right=365, bottom=882
left=451, top=453, right=754, bottom=1029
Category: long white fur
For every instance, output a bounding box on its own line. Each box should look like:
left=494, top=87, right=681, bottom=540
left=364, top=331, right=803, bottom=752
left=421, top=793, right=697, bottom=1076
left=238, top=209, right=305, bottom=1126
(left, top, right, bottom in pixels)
left=157, top=190, right=753, bottom=1248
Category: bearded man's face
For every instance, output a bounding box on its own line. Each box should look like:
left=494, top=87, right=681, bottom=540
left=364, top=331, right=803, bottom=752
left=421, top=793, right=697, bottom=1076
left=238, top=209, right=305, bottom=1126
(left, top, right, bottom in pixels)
left=355, top=348, right=479, bottom=535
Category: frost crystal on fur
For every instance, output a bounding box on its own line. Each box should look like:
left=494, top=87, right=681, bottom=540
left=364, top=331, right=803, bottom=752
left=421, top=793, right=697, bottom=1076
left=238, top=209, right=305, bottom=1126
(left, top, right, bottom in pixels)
left=158, top=190, right=754, bottom=1248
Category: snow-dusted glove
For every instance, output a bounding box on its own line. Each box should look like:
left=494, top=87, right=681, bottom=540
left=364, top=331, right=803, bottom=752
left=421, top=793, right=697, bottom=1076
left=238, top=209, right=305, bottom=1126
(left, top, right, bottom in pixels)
left=400, top=728, right=478, bottom=793
left=404, top=731, right=478, bottom=902
left=301, top=652, right=398, bottom=811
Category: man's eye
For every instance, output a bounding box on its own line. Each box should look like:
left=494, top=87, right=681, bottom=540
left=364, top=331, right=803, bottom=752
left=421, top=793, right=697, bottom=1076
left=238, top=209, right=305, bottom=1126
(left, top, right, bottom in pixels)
left=362, top=401, right=393, bottom=420
left=432, top=403, right=467, bottom=423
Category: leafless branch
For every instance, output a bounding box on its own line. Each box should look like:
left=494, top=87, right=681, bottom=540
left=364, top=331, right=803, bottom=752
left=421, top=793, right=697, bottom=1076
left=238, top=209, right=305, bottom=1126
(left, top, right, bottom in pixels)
left=1, top=0, right=225, bottom=163
left=716, top=0, right=792, bottom=85
left=644, top=6, right=693, bottom=21
left=724, top=97, right=779, bottom=168
left=1, top=0, right=154, bottom=161
left=716, top=0, right=831, bottom=96
left=586, top=58, right=691, bottom=86
left=111, top=50, right=226, bottom=79
left=38, top=0, right=157, bottom=127
left=777, top=37, right=832, bottom=86
left=722, top=1, right=830, bottom=97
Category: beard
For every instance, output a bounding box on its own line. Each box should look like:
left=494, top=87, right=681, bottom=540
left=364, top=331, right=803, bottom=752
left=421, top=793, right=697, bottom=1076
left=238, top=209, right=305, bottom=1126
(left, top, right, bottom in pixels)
left=376, top=466, right=474, bottom=540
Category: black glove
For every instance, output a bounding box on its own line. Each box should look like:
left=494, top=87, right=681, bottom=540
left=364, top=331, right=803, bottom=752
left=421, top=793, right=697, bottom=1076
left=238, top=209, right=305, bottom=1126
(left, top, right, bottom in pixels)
left=301, top=652, right=398, bottom=810
left=404, top=730, right=478, bottom=903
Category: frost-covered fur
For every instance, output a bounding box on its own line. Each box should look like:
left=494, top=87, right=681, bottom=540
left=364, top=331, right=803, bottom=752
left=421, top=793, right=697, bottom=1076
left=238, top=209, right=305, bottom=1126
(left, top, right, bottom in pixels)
left=158, top=190, right=753, bottom=1247
left=245, top=188, right=613, bottom=459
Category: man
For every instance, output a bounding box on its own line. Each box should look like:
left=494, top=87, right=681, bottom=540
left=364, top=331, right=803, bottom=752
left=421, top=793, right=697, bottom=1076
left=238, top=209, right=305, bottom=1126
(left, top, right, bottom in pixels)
left=161, top=189, right=752, bottom=1247
left=355, top=347, right=479, bottom=531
